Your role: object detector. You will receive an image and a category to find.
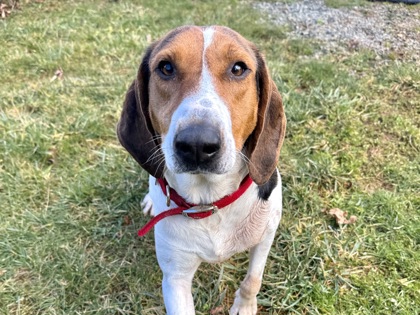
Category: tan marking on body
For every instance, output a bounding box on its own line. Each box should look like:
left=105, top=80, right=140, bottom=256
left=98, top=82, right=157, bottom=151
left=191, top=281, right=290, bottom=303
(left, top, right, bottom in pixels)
left=240, top=275, right=262, bottom=299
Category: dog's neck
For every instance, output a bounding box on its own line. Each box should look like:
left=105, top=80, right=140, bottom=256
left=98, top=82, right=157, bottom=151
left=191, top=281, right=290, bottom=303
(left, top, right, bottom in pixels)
left=163, top=158, right=249, bottom=205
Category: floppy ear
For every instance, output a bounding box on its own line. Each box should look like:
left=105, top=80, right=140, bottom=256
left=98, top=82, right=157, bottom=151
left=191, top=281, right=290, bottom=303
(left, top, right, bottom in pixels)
left=117, top=46, right=165, bottom=178
left=245, top=51, right=286, bottom=185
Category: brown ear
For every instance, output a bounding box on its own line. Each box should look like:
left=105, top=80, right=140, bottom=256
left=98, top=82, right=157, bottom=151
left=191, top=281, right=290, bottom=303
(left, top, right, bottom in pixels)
left=117, top=46, right=164, bottom=178
left=245, top=52, right=286, bottom=185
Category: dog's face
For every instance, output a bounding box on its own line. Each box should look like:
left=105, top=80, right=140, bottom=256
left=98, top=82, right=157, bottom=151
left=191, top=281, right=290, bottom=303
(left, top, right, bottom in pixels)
left=118, top=25, right=286, bottom=185
left=149, top=27, right=259, bottom=175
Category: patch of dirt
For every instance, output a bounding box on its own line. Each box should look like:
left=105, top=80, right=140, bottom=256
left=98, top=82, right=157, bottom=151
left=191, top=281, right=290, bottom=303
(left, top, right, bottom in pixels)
left=254, top=0, right=420, bottom=63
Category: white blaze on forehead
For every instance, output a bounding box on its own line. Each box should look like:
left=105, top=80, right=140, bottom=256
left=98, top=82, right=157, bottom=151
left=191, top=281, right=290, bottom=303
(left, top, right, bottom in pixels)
left=197, top=27, right=233, bottom=135
left=201, top=27, right=215, bottom=94
left=203, top=27, right=215, bottom=50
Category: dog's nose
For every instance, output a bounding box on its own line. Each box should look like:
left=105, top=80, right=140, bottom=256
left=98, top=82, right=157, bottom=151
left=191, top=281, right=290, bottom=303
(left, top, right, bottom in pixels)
left=174, top=124, right=221, bottom=167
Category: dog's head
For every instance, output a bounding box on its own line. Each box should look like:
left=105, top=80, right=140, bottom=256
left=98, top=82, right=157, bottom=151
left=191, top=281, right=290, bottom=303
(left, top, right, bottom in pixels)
left=117, top=26, right=286, bottom=185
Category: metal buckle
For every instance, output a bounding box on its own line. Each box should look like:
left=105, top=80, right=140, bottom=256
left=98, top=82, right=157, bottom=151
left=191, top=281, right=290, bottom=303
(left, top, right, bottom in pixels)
left=182, top=205, right=218, bottom=217
left=165, top=185, right=171, bottom=207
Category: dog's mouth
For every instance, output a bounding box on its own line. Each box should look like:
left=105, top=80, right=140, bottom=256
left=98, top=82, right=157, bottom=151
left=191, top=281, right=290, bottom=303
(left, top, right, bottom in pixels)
left=171, top=148, right=238, bottom=175
left=173, top=163, right=227, bottom=175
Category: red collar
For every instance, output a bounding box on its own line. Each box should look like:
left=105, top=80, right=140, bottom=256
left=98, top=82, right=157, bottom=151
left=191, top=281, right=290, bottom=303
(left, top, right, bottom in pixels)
left=138, top=175, right=253, bottom=237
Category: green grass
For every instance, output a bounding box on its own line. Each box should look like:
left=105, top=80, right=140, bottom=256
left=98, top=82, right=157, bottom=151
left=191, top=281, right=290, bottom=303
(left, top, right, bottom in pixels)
left=324, top=0, right=367, bottom=8
left=1, top=0, right=419, bottom=314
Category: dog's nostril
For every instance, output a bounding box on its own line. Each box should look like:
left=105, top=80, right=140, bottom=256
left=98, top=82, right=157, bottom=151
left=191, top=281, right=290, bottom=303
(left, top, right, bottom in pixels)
left=175, top=141, right=193, bottom=154
left=202, top=143, right=220, bottom=155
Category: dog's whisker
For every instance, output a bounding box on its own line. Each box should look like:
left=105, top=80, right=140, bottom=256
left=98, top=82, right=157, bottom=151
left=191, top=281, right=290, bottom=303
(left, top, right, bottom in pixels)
left=145, top=148, right=164, bottom=164
left=151, top=134, right=163, bottom=141
left=151, top=155, right=166, bottom=178
left=149, top=145, right=163, bottom=157
left=144, top=135, right=163, bottom=146
left=148, top=146, right=160, bottom=157
left=155, top=156, right=167, bottom=175
left=237, top=150, right=253, bottom=167
left=145, top=144, right=160, bottom=156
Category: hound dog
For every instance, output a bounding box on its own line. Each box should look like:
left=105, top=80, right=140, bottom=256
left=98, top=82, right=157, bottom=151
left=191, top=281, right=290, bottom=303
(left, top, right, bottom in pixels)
left=117, top=25, right=286, bottom=315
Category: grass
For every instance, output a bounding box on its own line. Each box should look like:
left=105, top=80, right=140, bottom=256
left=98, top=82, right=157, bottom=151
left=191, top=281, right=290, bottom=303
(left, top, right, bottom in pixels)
left=323, top=0, right=368, bottom=8
left=1, top=0, right=419, bottom=314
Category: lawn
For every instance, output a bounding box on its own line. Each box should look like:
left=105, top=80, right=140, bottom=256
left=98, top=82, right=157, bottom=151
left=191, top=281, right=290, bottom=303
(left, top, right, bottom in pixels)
left=0, top=0, right=419, bottom=314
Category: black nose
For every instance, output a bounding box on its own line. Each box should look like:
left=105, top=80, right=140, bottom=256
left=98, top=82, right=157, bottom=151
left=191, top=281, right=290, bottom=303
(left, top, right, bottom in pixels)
left=174, top=124, right=221, bottom=168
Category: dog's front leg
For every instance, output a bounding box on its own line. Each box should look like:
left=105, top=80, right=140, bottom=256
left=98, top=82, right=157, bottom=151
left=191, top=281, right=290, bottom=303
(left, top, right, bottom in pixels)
left=156, top=235, right=201, bottom=315
left=162, top=272, right=197, bottom=314
left=229, top=229, right=277, bottom=315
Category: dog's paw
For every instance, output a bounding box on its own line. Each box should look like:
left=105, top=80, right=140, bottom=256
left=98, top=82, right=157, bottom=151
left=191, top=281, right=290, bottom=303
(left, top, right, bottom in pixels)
left=141, top=193, right=154, bottom=216
left=229, top=289, right=257, bottom=315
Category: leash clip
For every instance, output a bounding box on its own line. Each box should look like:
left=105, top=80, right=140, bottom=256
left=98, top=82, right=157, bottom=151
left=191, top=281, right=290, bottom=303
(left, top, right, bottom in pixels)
left=182, top=205, right=218, bottom=218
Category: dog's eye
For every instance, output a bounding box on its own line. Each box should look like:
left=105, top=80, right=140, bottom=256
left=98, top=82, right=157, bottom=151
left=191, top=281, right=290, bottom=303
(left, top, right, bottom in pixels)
left=231, top=62, right=248, bottom=77
left=158, top=61, right=175, bottom=77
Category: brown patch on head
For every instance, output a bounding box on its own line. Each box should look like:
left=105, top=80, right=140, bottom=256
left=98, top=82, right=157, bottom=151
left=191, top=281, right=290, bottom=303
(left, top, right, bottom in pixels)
left=204, top=26, right=286, bottom=185
left=147, top=26, right=204, bottom=135
left=205, top=26, right=260, bottom=150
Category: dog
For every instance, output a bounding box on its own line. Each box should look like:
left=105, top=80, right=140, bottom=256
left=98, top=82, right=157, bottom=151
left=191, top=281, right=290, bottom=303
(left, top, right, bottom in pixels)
left=117, top=25, right=286, bottom=315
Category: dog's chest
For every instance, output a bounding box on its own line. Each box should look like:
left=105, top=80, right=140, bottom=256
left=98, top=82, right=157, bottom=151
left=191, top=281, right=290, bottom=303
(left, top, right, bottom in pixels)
left=152, top=183, right=282, bottom=263
left=155, top=198, right=281, bottom=263
left=197, top=200, right=274, bottom=262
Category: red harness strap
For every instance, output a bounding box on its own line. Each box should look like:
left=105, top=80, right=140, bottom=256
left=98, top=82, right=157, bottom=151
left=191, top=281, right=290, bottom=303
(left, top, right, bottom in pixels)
left=137, top=175, right=253, bottom=237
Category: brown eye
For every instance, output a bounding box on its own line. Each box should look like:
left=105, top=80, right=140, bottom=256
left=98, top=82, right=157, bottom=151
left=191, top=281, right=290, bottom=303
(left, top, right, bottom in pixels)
left=158, top=61, right=175, bottom=77
left=231, top=62, right=247, bottom=76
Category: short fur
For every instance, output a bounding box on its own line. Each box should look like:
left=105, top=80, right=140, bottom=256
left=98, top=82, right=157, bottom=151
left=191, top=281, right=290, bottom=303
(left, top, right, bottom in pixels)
left=117, top=25, right=286, bottom=315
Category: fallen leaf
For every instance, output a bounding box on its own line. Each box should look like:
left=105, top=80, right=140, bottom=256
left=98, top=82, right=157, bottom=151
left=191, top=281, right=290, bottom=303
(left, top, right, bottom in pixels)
left=209, top=306, right=224, bottom=315
left=327, top=208, right=357, bottom=225
left=0, top=4, right=11, bottom=19
left=123, top=215, right=132, bottom=226
left=398, top=278, right=415, bottom=286
left=46, top=145, right=57, bottom=165
left=50, top=68, right=64, bottom=81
